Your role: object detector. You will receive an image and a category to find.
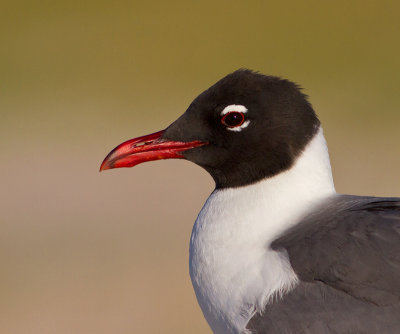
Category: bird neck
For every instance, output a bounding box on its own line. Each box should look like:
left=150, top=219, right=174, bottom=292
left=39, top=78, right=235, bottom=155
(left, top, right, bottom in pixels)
left=189, top=127, right=335, bottom=334
left=203, top=126, right=335, bottom=243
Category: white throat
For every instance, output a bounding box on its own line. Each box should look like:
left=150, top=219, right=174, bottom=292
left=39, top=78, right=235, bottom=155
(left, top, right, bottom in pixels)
left=189, top=128, right=335, bottom=334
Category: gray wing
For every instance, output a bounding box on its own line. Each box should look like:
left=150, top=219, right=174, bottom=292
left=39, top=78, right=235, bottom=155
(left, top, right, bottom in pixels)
left=246, top=195, right=400, bottom=334
left=272, top=195, right=400, bottom=305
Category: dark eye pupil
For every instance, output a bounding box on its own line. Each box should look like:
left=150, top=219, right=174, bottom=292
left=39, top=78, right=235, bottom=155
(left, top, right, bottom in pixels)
left=221, top=112, right=245, bottom=127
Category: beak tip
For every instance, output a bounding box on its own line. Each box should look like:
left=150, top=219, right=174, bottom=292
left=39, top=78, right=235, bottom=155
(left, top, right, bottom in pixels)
left=99, top=161, right=110, bottom=172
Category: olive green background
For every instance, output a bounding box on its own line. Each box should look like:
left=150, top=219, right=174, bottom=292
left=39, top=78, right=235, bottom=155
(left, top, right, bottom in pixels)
left=1, top=1, right=399, bottom=333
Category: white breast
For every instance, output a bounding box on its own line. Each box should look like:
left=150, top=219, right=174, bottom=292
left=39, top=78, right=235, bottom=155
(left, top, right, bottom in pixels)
left=189, top=128, right=336, bottom=334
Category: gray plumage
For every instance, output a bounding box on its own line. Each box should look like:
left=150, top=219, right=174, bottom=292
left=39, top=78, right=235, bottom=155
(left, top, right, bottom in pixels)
left=247, top=195, right=400, bottom=333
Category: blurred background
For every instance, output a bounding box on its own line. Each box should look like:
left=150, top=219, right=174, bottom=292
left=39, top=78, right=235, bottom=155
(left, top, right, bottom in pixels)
left=1, top=1, right=400, bottom=333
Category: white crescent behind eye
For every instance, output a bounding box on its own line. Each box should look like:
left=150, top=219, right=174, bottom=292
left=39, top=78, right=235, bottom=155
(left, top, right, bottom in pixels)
left=220, top=104, right=250, bottom=132
left=220, top=104, right=248, bottom=115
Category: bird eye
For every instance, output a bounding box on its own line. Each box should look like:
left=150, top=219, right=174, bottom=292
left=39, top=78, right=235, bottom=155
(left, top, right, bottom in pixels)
left=221, top=111, right=245, bottom=128
left=220, top=104, right=250, bottom=132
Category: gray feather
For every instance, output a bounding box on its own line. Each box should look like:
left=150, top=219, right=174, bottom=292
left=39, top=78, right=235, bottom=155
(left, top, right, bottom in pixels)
left=246, top=195, right=400, bottom=333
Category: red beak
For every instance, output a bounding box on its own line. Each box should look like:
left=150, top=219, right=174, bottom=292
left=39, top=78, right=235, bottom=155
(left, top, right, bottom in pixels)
left=100, top=130, right=207, bottom=171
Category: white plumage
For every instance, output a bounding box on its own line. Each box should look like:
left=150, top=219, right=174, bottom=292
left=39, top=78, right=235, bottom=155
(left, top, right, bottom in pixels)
left=189, top=128, right=336, bottom=334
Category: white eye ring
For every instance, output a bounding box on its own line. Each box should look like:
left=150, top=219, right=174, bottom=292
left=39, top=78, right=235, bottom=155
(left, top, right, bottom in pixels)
left=220, top=104, right=250, bottom=132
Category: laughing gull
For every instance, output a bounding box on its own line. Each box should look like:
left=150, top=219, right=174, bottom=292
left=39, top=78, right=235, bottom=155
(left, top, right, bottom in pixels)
left=100, top=69, right=400, bottom=334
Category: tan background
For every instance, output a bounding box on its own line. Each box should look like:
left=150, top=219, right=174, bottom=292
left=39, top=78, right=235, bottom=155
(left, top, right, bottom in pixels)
left=1, top=1, right=400, bottom=333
